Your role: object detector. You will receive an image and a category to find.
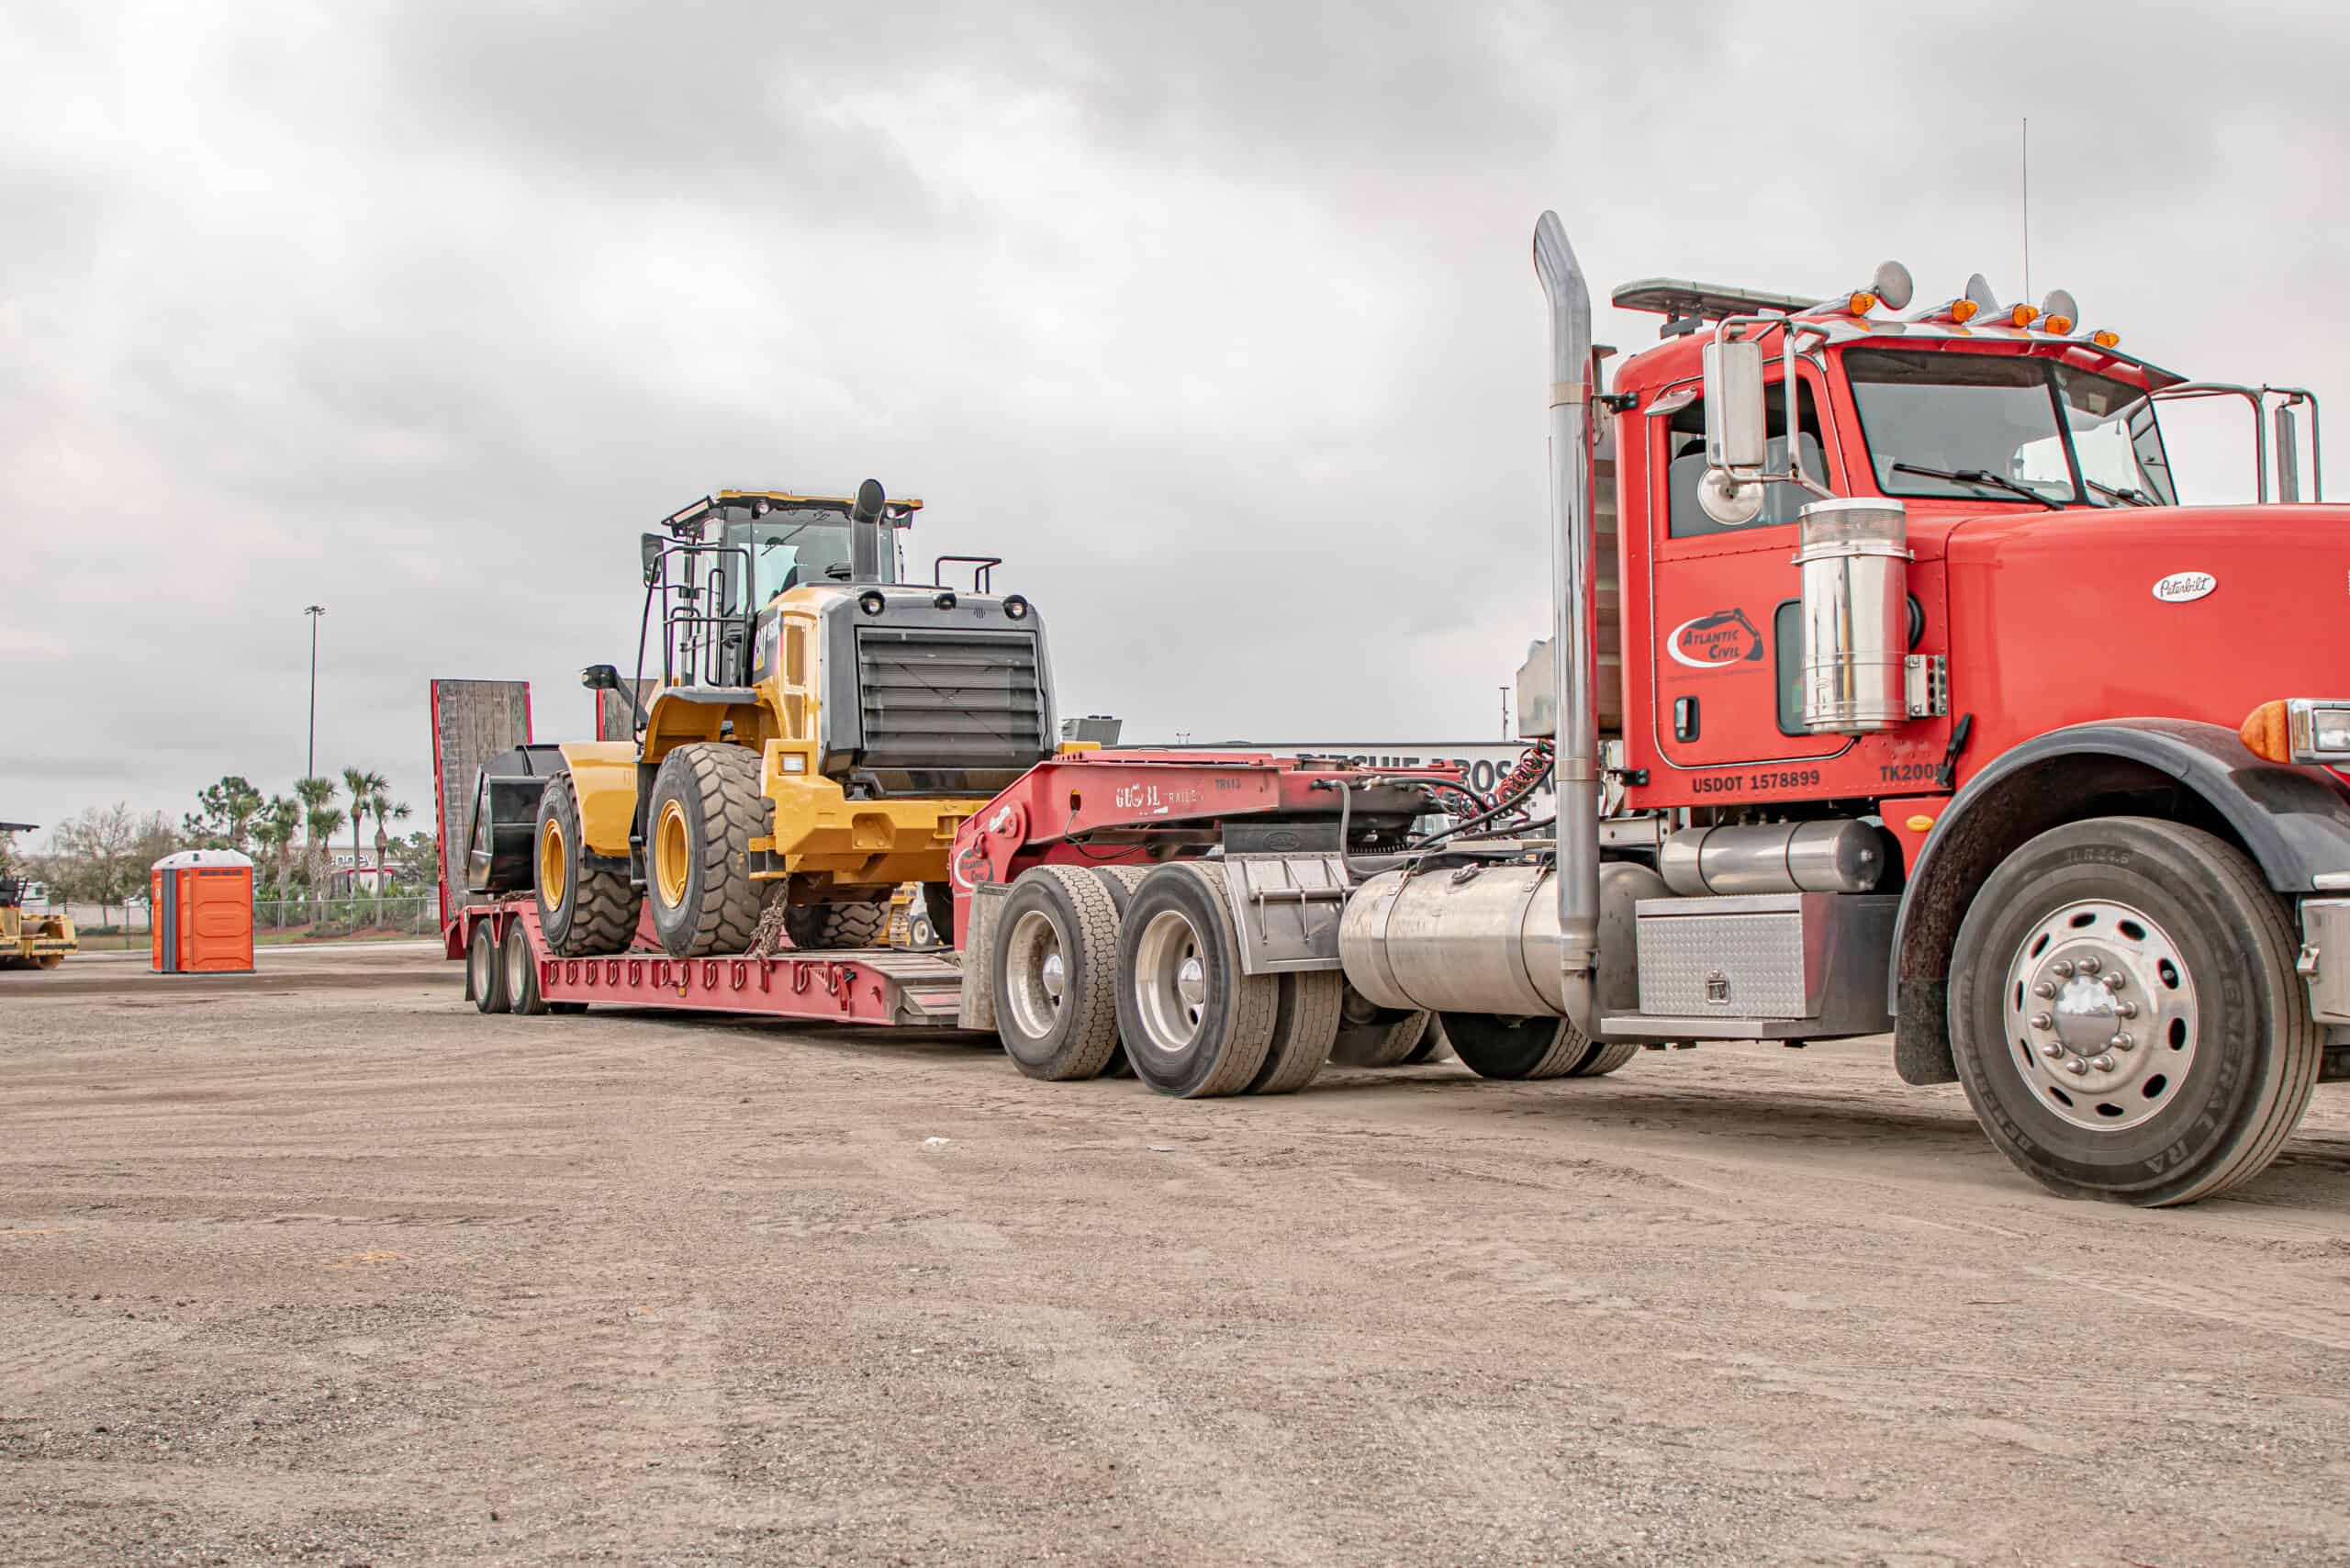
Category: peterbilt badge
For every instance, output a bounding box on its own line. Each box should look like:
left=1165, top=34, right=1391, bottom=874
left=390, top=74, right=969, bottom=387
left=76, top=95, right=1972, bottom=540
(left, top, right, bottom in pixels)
left=2151, top=571, right=2216, bottom=603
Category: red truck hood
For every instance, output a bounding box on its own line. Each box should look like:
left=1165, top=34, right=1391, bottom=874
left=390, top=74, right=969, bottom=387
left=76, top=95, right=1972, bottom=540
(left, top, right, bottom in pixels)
left=1942, top=504, right=2350, bottom=761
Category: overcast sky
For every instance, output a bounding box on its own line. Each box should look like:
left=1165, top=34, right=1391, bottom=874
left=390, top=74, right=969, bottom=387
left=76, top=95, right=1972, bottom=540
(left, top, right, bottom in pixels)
left=5, top=1, right=2344, bottom=845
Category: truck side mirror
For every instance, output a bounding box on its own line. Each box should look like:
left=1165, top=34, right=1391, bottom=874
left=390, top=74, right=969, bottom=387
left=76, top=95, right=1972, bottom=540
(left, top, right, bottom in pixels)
left=641, top=532, right=665, bottom=584
left=1699, top=337, right=1769, bottom=525
left=579, top=663, right=620, bottom=691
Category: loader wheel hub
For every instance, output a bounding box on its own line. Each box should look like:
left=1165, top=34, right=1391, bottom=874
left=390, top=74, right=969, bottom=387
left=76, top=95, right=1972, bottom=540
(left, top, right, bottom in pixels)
left=655, top=800, right=690, bottom=907
left=539, top=817, right=567, bottom=908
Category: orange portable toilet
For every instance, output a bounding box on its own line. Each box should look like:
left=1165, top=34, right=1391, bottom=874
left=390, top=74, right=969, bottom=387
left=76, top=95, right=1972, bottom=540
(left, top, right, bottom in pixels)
left=151, top=849, right=256, bottom=974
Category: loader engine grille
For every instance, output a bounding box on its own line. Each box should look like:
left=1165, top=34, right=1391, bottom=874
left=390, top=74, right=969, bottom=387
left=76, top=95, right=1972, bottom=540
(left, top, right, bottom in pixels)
left=853, top=626, right=1048, bottom=776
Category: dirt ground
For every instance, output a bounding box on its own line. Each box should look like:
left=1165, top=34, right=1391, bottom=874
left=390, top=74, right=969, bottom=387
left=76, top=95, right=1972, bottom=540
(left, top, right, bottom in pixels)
left=5, top=945, right=2350, bottom=1567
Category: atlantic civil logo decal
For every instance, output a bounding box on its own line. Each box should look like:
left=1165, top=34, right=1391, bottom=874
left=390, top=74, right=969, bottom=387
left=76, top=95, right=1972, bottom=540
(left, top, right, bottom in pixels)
left=1668, top=608, right=1766, bottom=668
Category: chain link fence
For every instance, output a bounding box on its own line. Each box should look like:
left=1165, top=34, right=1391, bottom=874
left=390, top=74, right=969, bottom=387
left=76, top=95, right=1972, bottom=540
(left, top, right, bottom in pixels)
left=63, top=895, right=442, bottom=949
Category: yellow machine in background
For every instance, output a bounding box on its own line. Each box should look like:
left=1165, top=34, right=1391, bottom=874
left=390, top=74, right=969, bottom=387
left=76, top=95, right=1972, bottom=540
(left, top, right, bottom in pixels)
left=518, top=483, right=1056, bottom=959
left=0, top=822, right=75, bottom=970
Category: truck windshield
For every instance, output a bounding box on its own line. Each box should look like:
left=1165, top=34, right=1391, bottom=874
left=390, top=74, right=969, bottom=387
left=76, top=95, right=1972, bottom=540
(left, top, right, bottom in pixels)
left=1847, top=348, right=2177, bottom=508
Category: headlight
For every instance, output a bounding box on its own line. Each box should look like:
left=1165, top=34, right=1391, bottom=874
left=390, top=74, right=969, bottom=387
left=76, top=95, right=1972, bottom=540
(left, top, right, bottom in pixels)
left=1002, top=594, right=1029, bottom=620
left=2241, top=699, right=2350, bottom=764
left=857, top=590, right=886, bottom=616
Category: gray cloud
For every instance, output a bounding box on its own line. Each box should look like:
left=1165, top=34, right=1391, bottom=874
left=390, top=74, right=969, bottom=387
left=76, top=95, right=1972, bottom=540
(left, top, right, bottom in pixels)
left=4, top=0, right=2345, bottom=840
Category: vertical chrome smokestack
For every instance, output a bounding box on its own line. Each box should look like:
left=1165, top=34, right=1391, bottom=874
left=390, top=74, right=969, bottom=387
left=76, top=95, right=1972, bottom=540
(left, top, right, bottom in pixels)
left=1532, top=211, right=1598, bottom=1027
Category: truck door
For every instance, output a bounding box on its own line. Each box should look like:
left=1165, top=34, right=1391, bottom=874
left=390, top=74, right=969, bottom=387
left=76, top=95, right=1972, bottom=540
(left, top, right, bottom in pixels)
left=1645, top=372, right=1852, bottom=777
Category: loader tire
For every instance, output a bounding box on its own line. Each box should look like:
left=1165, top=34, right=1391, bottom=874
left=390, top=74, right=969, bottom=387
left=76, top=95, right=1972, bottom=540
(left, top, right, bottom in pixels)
left=992, top=866, right=1125, bottom=1081
left=646, top=743, right=765, bottom=959
left=784, top=899, right=890, bottom=950
left=535, top=772, right=641, bottom=958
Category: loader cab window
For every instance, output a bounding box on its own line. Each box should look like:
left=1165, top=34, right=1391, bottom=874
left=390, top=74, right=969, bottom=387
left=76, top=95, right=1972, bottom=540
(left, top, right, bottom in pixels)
left=718, top=510, right=900, bottom=617
left=1666, top=381, right=1829, bottom=538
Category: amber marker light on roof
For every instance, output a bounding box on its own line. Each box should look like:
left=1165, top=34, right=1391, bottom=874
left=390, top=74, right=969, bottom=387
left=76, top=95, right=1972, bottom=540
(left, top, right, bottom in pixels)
left=2042, top=313, right=2075, bottom=334
left=1948, top=298, right=1979, bottom=324
left=2090, top=329, right=2121, bottom=348
left=1846, top=290, right=1877, bottom=315
left=2006, top=303, right=2040, bottom=328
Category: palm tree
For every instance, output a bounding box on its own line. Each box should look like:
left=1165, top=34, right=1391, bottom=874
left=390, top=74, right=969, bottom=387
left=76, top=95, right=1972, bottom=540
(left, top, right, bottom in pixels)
left=371, top=797, right=411, bottom=894
left=295, top=776, right=338, bottom=915
left=341, top=767, right=387, bottom=902
left=253, top=796, right=303, bottom=900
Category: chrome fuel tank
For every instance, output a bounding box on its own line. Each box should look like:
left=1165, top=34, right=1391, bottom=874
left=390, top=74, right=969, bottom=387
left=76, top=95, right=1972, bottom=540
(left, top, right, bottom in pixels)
left=1339, top=860, right=1666, bottom=1018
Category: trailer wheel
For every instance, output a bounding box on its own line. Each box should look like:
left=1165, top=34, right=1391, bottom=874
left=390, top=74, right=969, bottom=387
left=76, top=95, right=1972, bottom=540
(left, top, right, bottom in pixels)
left=1441, top=1014, right=1598, bottom=1080
left=1948, top=817, right=2322, bottom=1206
left=1330, top=1002, right=1429, bottom=1068
left=784, top=898, right=890, bottom=950
left=922, top=881, right=956, bottom=948
left=503, top=923, right=549, bottom=1016
left=1116, top=862, right=1276, bottom=1098
left=646, top=743, right=765, bottom=958
left=535, top=773, right=641, bottom=957
left=991, top=866, right=1124, bottom=1081
left=1088, top=865, right=1154, bottom=1079
left=468, top=922, right=509, bottom=1014
left=1403, top=1015, right=1449, bottom=1065
left=1248, top=970, right=1343, bottom=1094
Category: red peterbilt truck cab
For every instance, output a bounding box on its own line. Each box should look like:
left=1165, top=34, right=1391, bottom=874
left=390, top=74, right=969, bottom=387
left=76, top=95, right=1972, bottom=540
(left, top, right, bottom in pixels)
left=1522, top=237, right=2350, bottom=1203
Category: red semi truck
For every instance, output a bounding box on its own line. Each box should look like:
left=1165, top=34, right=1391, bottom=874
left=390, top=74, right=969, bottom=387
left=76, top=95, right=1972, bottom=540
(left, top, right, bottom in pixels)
left=447, top=211, right=2349, bottom=1206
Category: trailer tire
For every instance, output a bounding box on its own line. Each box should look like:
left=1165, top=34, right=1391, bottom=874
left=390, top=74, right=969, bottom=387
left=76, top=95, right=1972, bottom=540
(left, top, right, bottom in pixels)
left=992, top=866, right=1125, bottom=1081
left=503, top=922, right=548, bottom=1016
left=785, top=898, right=890, bottom=951
left=535, top=773, right=641, bottom=958
left=922, top=881, right=956, bottom=948
left=1089, top=865, right=1154, bottom=1078
left=468, top=922, right=509, bottom=1014
left=1248, top=970, right=1342, bottom=1094
left=1116, top=862, right=1277, bottom=1098
left=1947, top=816, right=2321, bottom=1206
left=1331, top=1006, right=1429, bottom=1068
left=646, top=744, right=765, bottom=958
left=1441, top=1014, right=1596, bottom=1080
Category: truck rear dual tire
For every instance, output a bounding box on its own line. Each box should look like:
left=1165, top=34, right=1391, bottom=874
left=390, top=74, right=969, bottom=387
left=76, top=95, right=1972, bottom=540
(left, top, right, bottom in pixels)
left=646, top=744, right=765, bottom=959
left=1115, top=862, right=1279, bottom=1099
left=1441, top=1014, right=1639, bottom=1081
left=535, top=773, right=642, bottom=958
left=469, top=922, right=507, bottom=1014
left=1947, top=817, right=2321, bottom=1207
left=1331, top=1006, right=1430, bottom=1068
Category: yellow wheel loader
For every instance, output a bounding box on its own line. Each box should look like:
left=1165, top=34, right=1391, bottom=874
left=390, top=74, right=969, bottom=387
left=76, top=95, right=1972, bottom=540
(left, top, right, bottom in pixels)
left=0, top=823, right=75, bottom=970
left=463, top=484, right=1053, bottom=959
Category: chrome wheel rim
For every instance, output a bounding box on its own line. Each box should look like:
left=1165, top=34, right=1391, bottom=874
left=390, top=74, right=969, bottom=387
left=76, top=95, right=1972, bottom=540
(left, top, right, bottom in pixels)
left=1132, top=907, right=1207, bottom=1060
left=1003, top=908, right=1068, bottom=1040
left=2003, top=897, right=2199, bottom=1132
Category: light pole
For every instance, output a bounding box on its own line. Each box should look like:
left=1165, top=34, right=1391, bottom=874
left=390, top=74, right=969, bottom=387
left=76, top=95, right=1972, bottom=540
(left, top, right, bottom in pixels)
left=305, top=605, right=327, bottom=779
left=1499, top=685, right=1511, bottom=740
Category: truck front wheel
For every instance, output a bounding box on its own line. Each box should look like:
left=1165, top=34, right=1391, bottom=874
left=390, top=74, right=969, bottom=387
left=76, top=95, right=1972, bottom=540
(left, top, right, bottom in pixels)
left=1947, top=817, right=2322, bottom=1206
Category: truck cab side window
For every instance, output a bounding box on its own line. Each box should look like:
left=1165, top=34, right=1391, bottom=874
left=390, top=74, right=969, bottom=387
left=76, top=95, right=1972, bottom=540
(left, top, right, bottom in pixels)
left=1666, top=382, right=1828, bottom=538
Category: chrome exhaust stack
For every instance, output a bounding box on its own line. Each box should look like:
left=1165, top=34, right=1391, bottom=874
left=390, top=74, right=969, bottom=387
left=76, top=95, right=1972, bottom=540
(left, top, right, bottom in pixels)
left=1532, top=211, right=1600, bottom=1032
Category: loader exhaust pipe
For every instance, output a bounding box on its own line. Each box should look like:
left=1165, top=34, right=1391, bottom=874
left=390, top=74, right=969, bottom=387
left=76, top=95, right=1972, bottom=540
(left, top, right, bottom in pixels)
left=1532, top=211, right=1599, bottom=1030
left=850, top=476, right=887, bottom=583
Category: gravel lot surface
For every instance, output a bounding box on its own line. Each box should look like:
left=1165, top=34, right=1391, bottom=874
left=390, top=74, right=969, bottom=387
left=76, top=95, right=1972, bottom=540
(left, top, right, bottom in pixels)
left=6, top=943, right=2350, bottom=1565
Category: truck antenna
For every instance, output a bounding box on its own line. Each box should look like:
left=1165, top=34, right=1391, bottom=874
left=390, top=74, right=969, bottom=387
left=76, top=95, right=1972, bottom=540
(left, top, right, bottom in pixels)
left=2020, top=117, right=2031, bottom=302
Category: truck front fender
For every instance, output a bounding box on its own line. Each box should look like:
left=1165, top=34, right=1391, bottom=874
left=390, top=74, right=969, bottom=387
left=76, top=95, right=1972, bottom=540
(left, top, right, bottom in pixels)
left=1889, top=719, right=2350, bottom=1085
